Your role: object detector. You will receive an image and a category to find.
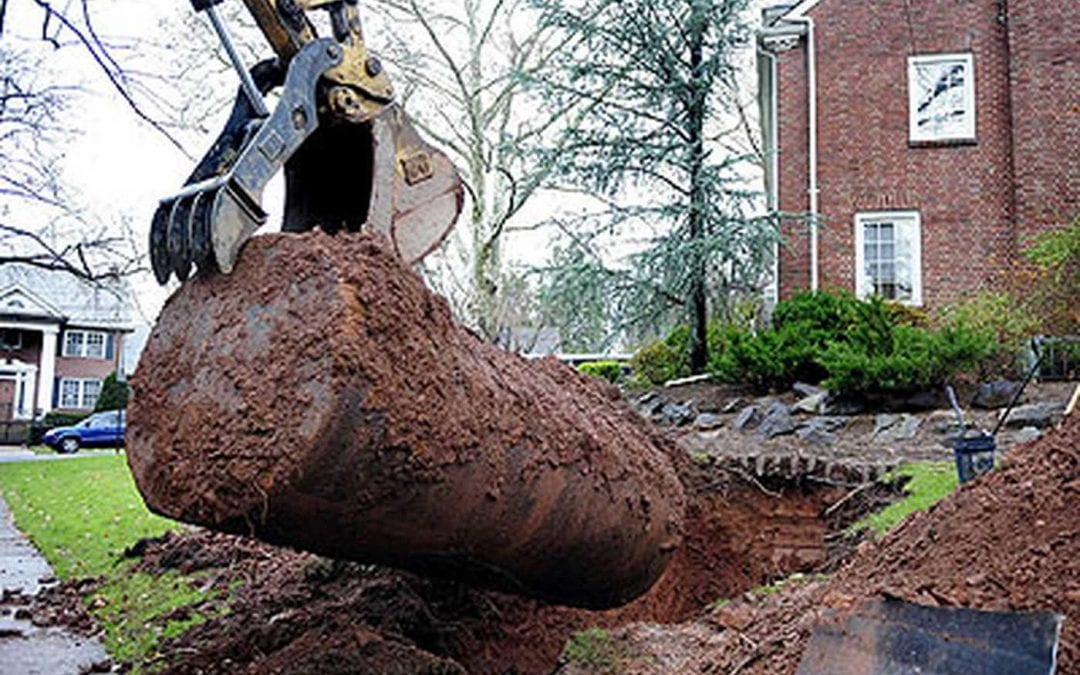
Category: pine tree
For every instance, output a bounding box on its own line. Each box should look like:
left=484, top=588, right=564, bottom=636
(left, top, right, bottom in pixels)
left=95, top=372, right=130, bottom=412
left=527, top=0, right=777, bottom=371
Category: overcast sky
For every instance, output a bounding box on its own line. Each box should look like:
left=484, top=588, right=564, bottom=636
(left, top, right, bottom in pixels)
left=4, top=0, right=770, bottom=325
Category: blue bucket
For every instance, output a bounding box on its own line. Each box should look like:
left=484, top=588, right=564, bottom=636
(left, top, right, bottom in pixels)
left=952, top=433, right=996, bottom=483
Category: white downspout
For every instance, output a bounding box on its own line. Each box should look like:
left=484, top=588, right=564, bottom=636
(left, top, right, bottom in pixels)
left=788, top=16, right=819, bottom=291
left=757, top=44, right=781, bottom=304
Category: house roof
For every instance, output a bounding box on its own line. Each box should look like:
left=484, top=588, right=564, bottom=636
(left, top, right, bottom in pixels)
left=0, top=264, right=137, bottom=330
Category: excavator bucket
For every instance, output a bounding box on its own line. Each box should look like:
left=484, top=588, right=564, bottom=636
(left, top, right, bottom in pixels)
left=797, top=599, right=1063, bottom=675
left=280, top=102, right=463, bottom=265
left=151, top=38, right=462, bottom=285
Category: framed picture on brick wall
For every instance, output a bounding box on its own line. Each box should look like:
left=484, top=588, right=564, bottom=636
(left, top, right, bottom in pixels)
left=908, top=53, right=976, bottom=143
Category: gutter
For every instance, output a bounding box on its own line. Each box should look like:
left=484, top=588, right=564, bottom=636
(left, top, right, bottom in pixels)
left=760, top=10, right=820, bottom=293
left=786, top=15, right=819, bottom=292
left=756, top=42, right=780, bottom=304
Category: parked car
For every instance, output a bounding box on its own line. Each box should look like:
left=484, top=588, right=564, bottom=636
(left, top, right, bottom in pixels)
left=42, top=410, right=126, bottom=454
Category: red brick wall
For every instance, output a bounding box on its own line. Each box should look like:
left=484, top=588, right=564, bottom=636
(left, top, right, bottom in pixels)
left=1007, top=0, right=1080, bottom=242
left=775, top=37, right=812, bottom=299
left=775, top=0, right=1024, bottom=307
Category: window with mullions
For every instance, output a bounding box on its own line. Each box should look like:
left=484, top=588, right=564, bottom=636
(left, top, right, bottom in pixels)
left=855, top=212, right=922, bottom=306
left=60, top=379, right=81, bottom=408
left=63, top=330, right=109, bottom=359
left=58, top=378, right=103, bottom=409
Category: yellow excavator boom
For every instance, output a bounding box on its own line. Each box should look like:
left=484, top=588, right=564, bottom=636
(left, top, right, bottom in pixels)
left=150, top=0, right=463, bottom=284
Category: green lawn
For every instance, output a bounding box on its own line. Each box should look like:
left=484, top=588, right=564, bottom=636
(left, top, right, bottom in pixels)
left=0, top=455, right=225, bottom=670
left=850, top=461, right=960, bottom=536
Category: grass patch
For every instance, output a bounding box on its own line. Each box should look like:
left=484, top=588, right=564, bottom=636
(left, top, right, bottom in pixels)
left=850, top=461, right=959, bottom=536
left=562, top=627, right=621, bottom=672
left=0, top=455, right=226, bottom=671
left=748, top=572, right=829, bottom=597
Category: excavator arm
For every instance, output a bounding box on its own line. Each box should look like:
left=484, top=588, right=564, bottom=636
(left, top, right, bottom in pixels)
left=151, top=0, right=463, bottom=284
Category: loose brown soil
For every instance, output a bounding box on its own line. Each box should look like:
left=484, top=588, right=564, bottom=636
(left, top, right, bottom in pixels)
left=568, top=413, right=1079, bottom=674
left=129, top=231, right=684, bottom=610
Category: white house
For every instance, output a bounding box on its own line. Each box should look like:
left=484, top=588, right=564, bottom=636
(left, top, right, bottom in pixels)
left=0, top=265, right=138, bottom=420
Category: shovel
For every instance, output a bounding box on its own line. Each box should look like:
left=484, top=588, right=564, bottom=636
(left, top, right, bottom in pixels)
left=797, top=598, right=1063, bottom=675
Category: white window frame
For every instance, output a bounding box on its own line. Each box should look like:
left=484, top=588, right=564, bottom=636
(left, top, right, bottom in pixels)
left=62, top=330, right=108, bottom=359
left=84, top=332, right=105, bottom=359
left=58, top=378, right=103, bottom=409
left=854, top=211, right=923, bottom=306
left=908, top=53, right=976, bottom=143
left=82, top=379, right=102, bottom=409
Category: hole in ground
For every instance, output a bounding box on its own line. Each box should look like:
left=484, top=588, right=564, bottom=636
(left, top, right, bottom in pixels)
left=123, top=469, right=904, bottom=675
left=405, top=470, right=903, bottom=674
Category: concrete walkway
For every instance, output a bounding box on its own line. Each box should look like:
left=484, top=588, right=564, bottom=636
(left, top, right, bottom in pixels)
left=0, top=446, right=119, bottom=464
left=0, top=495, right=109, bottom=674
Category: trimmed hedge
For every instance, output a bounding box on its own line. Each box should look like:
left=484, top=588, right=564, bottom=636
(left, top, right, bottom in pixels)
left=709, top=291, right=997, bottom=396
left=577, top=360, right=624, bottom=384
left=28, top=411, right=92, bottom=446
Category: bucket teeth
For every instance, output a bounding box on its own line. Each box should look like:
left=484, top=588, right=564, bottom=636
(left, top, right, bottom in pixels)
left=150, top=39, right=341, bottom=286
left=150, top=203, right=173, bottom=285
left=168, top=196, right=196, bottom=282
left=190, top=189, right=218, bottom=275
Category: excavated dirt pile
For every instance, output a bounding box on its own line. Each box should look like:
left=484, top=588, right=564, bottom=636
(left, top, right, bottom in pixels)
left=580, top=412, right=1080, bottom=674
left=130, top=469, right=849, bottom=674
left=128, top=231, right=684, bottom=610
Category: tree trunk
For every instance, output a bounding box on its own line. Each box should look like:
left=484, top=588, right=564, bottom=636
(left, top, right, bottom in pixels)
left=127, top=231, right=685, bottom=609
left=686, top=2, right=709, bottom=374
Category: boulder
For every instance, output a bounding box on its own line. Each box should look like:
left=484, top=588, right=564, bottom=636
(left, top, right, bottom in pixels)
left=972, top=379, right=1023, bottom=410
left=796, top=426, right=836, bottom=447
left=793, top=391, right=829, bottom=415
left=1007, top=426, right=1043, bottom=446
left=661, top=402, right=696, bottom=426
left=928, top=409, right=964, bottom=435
left=877, top=414, right=923, bottom=442
left=694, top=413, right=723, bottom=431
left=798, top=416, right=850, bottom=434
left=757, top=402, right=796, bottom=439
left=731, top=405, right=761, bottom=432
left=873, top=414, right=900, bottom=437
left=1001, top=402, right=1066, bottom=429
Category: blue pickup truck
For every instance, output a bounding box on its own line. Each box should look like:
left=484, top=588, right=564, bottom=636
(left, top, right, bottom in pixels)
left=42, top=410, right=126, bottom=454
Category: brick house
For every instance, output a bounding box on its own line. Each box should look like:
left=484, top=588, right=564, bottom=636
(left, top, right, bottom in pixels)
left=0, top=264, right=137, bottom=421
left=757, top=0, right=1079, bottom=306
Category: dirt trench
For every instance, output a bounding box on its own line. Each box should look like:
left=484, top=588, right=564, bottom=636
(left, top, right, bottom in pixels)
left=133, top=466, right=878, bottom=675
left=558, top=414, right=1080, bottom=675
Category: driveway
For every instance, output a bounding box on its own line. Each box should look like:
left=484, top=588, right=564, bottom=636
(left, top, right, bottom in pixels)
left=0, top=447, right=120, bottom=464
